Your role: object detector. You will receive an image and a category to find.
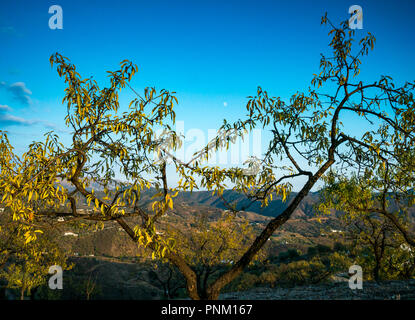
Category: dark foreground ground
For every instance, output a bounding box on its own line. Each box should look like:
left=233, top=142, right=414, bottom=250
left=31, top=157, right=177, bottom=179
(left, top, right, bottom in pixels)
left=3, top=256, right=414, bottom=300
left=220, top=280, right=415, bottom=300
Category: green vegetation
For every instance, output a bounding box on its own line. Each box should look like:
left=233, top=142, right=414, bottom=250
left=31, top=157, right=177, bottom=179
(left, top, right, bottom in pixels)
left=1, top=15, right=415, bottom=300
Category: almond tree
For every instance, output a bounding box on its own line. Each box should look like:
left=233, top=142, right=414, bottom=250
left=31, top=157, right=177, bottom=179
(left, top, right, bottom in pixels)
left=0, top=226, right=71, bottom=300
left=166, top=211, right=264, bottom=299
left=0, top=51, right=215, bottom=299
left=318, top=172, right=415, bottom=281
left=186, top=16, right=415, bottom=298
left=0, top=15, right=414, bottom=300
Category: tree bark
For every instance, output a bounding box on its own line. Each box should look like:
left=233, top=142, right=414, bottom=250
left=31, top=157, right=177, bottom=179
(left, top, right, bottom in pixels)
left=116, top=154, right=337, bottom=299
left=206, top=158, right=335, bottom=299
left=116, top=217, right=201, bottom=300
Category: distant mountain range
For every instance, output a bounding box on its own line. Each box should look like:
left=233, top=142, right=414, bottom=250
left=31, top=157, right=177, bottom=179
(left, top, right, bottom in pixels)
left=51, top=183, right=415, bottom=260
left=59, top=177, right=415, bottom=221
left=172, top=190, right=321, bottom=219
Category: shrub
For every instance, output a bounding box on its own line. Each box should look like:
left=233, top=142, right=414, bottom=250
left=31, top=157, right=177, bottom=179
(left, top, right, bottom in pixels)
left=333, top=242, right=348, bottom=252
left=278, top=249, right=301, bottom=262
left=316, top=244, right=332, bottom=254
left=258, top=271, right=278, bottom=288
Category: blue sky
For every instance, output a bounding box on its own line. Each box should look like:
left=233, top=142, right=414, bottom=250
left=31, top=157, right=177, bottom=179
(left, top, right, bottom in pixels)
left=1, top=0, right=415, bottom=188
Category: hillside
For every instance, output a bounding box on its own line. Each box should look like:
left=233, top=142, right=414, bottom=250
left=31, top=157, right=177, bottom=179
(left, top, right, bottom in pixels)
left=53, top=189, right=343, bottom=260
left=220, top=280, right=415, bottom=300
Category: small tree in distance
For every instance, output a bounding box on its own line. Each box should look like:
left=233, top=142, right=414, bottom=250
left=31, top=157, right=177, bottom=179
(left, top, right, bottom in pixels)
left=166, top=211, right=265, bottom=299
left=0, top=15, right=414, bottom=300
left=318, top=173, right=415, bottom=281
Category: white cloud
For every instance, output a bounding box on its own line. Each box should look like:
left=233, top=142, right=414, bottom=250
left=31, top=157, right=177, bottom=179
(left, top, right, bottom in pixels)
left=0, top=81, right=32, bottom=106
left=0, top=113, right=34, bottom=126
left=0, top=102, right=64, bottom=132
left=10, top=82, right=32, bottom=95
left=0, top=104, right=12, bottom=112
left=0, top=113, right=58, bottom=130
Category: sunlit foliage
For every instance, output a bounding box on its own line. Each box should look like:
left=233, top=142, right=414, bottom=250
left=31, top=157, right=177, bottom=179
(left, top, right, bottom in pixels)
left=0, top=15, right=414, bottom=300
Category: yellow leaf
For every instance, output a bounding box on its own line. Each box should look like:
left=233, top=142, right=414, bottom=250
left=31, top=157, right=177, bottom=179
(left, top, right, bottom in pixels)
left=167, top=198, right=173, bottom=210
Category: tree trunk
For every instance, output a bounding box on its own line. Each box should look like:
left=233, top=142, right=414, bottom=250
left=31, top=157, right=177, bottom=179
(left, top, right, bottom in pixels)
left=116, top=217, right=201, bottom=300
left=373, top=264, right=380, bottom=282
left=116, top=156, right=336, bottom=300
left=206, top=158, right=335, bottom=299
